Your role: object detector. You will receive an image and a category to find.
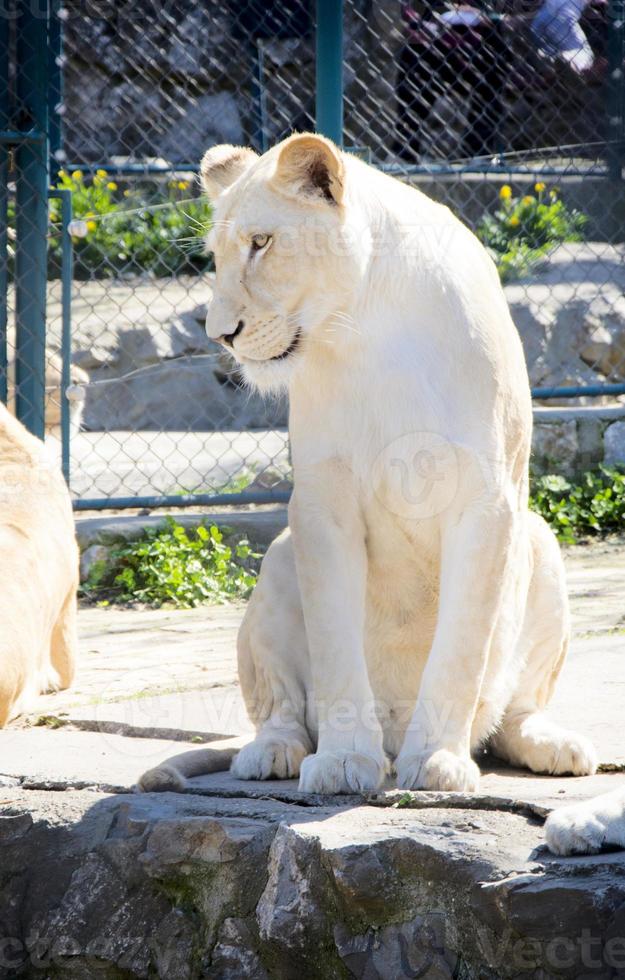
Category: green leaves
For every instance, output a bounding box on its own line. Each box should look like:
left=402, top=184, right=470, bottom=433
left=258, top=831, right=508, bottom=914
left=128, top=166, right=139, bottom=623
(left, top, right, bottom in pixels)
left=529, top=467, right=625, bottom=543
left=478, top=184, right=587, bottom=283
left=47, top=169, right=213, bottom=279
left=83, top=519, right=260, bottom=607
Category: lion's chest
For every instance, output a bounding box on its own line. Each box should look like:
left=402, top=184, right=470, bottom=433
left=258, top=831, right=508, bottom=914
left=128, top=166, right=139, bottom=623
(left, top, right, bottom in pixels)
left=361, top=493, right=440, bottom=705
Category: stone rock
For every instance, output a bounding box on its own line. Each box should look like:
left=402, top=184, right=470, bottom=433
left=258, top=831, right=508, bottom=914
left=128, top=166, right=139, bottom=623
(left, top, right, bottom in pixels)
left=1, top=779, right=625, bottom=980
left=604, top=420, right=625, bottom=467
left=505, top=243, right=625, bottom=401
left=334, top=915, right=457, bottom=980
left=160, top=8, right=232, bottom=80
left=256, top=825, right=332, bottom=961
left=580, top=324, right=625, bottom=379
left=531, top=421, right=578, bottom=475
left=211, top=918, right=269, bottom=980
left=58, top=280, right=213, bottom=378
left=82, top=356, right=287, bottom=431
left=140, top=816, right=267, bottom=873
left=44, top=278, right=291, bottom=432
left=79, top=543, right=110, bottom=583
left=160, top=92, right=244, bottom=163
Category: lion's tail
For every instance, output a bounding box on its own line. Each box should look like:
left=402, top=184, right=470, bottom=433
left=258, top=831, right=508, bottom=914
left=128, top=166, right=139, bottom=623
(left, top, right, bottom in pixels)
left=137, top=738, right=245, bottom=793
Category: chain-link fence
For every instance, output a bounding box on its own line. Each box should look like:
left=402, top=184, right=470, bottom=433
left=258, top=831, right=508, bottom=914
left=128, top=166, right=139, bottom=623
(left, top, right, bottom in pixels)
left=1, top=0, right=624, bottom=511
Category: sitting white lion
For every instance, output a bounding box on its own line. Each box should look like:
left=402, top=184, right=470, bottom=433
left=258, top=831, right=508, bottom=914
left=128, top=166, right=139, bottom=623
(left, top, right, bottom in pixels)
left=140, top=134, right=597, bottom=795
left=0, top=404, right=78, bottom=725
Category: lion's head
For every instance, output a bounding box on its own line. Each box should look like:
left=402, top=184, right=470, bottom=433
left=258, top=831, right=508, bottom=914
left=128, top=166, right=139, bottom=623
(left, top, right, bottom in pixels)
left=201, top=134, right=364, bottom=391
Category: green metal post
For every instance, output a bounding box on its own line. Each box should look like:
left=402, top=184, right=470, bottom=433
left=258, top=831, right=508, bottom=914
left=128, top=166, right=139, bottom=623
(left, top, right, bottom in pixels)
left=14, top=0, right=49, bottom=439
left=249, top=40, right=268, bottom=153
left=49, top=0, right=64, bottom=166
left=316, top=0, right=343, bottom=146
left=0, top=7, right=10, bottom=405
left=607, top=0, right=625, bottom=181
left=49, top=188, right=72, bottom=483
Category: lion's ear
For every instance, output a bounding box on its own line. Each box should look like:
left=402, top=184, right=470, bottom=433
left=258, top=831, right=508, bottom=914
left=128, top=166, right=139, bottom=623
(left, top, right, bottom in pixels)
left=200, top=145, right=258, bottom=200
left=272, top=133, right=344, bottom=205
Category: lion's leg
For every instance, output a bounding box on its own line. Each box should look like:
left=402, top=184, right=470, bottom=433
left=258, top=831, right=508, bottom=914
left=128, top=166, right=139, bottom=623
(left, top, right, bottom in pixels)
left=396, top=494, right=524, bottom=793
left=231, top=529, right=314, bottom=781
left=489, top=515, right=597, bottom=777
left=288, top=474, right=388, bottom=795
left=50, top=581, right=79, bottom=691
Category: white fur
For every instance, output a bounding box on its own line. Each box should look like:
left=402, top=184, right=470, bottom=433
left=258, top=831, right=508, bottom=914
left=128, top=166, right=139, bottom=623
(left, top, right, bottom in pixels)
left=0, top=405, right=79, bottom=724
left=545, top=787, right=625, bottom=855
left=161, top=135, right=598, bottom=796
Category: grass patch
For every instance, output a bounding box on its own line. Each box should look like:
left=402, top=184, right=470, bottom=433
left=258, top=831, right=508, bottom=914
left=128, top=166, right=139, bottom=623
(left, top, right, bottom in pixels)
left=529, top=467, right=625, bottom=544
left=82, top=519, right=260, bottom=608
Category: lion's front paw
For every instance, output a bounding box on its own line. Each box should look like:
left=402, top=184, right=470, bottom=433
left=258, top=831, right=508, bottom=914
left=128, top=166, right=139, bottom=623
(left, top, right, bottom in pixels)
left=545, top=806, right=606, bottom=856
left=396, top=749, right=480, bottom=793
left=231, top=735, right=310, bottom=781
left=298, top=749, right=387, bottom=794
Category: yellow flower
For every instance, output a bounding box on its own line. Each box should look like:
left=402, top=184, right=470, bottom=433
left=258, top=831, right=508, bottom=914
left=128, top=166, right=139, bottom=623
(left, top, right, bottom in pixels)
left=534, top=181, right=546, bottom=193
left=57, top=169, right=67, bottom=179
left=86, top=220, right=97, bottom=233
left=107, top=181, right=118, bottom=191
left=499, top=184, right=512, bottom=200
left=71, top=169, right=83, bottom=181
left=521, top=195, right=534, bottom=206
left=123, top=189, right=131, bottom=197
left=96, top=169, right=107, bottom=179
left=177, top=180, right=189, bottom=190
left=549, top=189, right=558, bottom=200
left=509, top=215, right=520, bottom=228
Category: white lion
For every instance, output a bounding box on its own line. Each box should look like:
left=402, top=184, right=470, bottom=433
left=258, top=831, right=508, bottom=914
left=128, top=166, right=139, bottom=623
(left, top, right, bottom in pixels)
left=139, top=134, right=597, bottom=796
left=0, top=404, right=78, bottom=725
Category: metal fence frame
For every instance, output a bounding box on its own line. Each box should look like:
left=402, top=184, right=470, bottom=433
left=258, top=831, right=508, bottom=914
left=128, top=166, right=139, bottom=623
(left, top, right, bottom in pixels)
left=1, top=0, right=625, bottom=513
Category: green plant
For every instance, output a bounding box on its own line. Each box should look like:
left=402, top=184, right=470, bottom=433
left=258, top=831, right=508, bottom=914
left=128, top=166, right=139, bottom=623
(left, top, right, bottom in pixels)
left=478, top=182, right=586, bottom=282
left=83, top=519, right=260, bottom=607
left=34, top=714, right=68, bottom=729
left=529, top=467, right=625, bottom=543
left=39, top=169, right=212, bottom=279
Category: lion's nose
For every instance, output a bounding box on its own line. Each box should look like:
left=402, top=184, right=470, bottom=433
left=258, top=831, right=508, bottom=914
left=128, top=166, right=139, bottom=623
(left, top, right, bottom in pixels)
left=219, top=320, right=245, bottom=348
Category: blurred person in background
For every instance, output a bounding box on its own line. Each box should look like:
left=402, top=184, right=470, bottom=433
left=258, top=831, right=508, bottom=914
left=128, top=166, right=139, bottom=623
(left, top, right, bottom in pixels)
left=394, top=1, right=609, bottom=163
left=532, top=0, right=596, bottom=73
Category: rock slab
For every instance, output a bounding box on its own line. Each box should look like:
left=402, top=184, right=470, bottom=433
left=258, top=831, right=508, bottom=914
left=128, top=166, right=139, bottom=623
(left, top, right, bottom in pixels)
left=1, top=787, right=625, bottom=980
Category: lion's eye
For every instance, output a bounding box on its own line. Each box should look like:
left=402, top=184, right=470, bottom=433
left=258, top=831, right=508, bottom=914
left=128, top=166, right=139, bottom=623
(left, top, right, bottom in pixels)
left=251, top=233, right=271, bottom=253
